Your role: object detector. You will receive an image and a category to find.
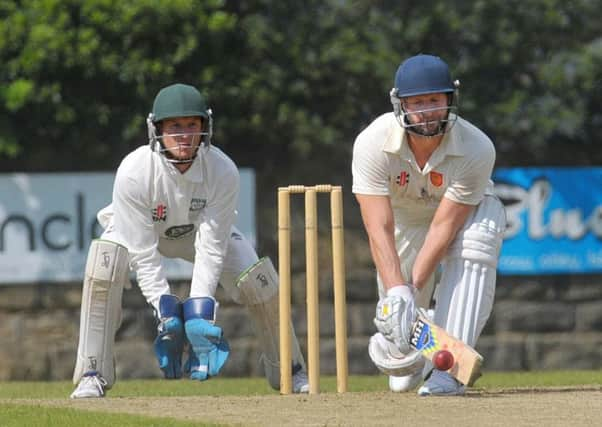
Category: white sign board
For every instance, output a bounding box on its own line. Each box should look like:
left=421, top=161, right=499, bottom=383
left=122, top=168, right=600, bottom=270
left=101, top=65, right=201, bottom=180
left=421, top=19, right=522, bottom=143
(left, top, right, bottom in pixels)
left=0, top=171, right=256, bottom=284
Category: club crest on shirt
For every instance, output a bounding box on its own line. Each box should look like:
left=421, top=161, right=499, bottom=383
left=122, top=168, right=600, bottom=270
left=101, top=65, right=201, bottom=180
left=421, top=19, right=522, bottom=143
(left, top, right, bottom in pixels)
left=430, top=171, right=443, bottom=187
left=395, top=171, right=410, bottom=186
left=152, top=204, right=167, bottom=222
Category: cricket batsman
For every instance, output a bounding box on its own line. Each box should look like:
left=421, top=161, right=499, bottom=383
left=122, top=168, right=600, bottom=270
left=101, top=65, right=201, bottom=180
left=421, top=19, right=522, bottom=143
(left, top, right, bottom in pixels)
left=352, top=54, right=506, bottom=396
left=70, top=83, right=309, bottom=398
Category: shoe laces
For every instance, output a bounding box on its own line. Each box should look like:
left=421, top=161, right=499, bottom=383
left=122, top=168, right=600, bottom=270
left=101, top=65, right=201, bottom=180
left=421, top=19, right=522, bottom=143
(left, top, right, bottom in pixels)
left=79, top=372, right=108, bottom=394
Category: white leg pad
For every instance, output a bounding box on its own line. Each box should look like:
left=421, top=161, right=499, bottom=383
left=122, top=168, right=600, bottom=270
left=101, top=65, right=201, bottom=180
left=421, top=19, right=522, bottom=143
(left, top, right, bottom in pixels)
left=73, top=239, right=129, bottom=388
left=237, top=257, right=306, bottom=389
left=434, top=196, right=506, bottom=347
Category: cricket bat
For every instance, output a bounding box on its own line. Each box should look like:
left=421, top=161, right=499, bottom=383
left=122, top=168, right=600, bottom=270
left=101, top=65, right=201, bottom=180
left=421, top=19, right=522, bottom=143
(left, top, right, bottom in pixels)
left=409, top=313, right=483, bottom=386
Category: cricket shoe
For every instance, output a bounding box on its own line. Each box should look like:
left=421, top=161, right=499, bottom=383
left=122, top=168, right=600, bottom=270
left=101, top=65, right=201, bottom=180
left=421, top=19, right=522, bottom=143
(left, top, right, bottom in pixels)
left=70, top=371, right=108, bottom=399
left=417, top=370, right=465, bottom=396
left=389, top=370, right=422, bottom=392
left=293, top=370, right=309, bottom=393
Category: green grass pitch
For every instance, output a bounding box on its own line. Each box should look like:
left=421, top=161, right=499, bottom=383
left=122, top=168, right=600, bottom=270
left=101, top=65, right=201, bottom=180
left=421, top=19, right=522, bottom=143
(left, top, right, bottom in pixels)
left=1, top=371, right=601, bottom=426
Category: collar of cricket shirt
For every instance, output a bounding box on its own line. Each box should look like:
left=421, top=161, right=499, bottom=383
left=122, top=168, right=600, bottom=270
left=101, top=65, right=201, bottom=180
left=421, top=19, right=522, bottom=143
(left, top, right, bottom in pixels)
left=440, top=113, right=464, bottom=157
left=382, top=113, right=406, bottom=156
left=179, top=155, right=204, bottom=183
left=382, top=113, right=467, bottom=173
left=382, top=113, right=466, bottom=157
left=158, top=151, right=204, bottom=183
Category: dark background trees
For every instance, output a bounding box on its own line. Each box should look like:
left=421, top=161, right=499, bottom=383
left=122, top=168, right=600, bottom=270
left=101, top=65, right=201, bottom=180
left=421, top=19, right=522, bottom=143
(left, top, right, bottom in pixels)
left=3, top=0, right=601, bottom=171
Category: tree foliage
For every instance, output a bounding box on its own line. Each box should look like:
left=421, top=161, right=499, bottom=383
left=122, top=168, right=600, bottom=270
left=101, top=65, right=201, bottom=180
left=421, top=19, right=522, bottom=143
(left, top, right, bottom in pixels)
left=1, top=0, right=601, bottom=178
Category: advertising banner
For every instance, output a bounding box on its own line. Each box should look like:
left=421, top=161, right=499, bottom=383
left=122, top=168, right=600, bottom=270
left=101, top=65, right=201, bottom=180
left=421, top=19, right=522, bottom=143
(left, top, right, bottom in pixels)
left=493, top=167, right=602, bottom=274
left=0, top=171, right=256, bottom=284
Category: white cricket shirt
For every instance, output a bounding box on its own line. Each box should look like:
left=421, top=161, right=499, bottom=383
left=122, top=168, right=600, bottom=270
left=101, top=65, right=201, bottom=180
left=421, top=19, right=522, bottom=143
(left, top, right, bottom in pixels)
left=352, top=112, right=495, bottom=227
left=97, top=145, right=239, bottom=310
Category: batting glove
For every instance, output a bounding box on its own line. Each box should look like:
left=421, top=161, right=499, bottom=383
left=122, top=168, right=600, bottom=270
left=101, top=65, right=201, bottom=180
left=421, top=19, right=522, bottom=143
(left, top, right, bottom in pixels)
left=373, top=285, right=417, bottom=354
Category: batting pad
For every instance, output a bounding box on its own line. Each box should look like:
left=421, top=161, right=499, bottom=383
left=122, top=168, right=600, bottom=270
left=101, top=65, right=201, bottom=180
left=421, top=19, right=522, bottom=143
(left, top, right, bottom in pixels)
left=237, top=257, right=306, bottom=389
left=435, top=195, right=506, bottom=347
left=73, top=239, right=129, bottom=388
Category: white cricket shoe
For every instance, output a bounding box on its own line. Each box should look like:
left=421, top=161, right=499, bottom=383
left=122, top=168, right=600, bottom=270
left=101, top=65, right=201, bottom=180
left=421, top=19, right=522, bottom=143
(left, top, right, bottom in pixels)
left=292, top=370, right=309, bottom=393
left=417, top=370, right=465, bottom=396
left=389, top=370, right=422, bottom=392
left=70, top=371, right=108, bottom=399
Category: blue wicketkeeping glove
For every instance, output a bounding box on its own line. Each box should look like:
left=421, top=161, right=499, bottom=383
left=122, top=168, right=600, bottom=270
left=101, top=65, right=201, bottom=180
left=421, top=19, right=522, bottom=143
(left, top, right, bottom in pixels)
left=153, top=294, right=185, bottom=379
left=182, top=296, right=230, bottom=381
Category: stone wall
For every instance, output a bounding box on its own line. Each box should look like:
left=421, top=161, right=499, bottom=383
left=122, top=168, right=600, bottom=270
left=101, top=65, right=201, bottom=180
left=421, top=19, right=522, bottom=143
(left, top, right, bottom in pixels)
left=1, top=208, right=601, bottom=382
left=1, top=269, right=601, bottom=383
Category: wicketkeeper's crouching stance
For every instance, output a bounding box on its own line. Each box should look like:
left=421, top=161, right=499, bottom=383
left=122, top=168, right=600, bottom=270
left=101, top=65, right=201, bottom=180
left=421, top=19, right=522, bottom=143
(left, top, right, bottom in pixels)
left=71, top=83, right=309, bottom=398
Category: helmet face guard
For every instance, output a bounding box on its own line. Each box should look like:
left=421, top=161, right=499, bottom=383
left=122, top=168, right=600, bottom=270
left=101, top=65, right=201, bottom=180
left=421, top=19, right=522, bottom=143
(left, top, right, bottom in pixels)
left=147, top=83, right=213, bottom=164
left=390, top=91, right=458, bottom=137
left=147, top=111, right=213, bottom=164
left=390, top=54, right=460, bottom=137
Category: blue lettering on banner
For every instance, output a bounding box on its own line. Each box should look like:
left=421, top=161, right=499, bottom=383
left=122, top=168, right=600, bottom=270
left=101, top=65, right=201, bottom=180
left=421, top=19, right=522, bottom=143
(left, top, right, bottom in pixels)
left=493, top=167, right=602, bottom=274
left=0, top=170, right=256, bottom=284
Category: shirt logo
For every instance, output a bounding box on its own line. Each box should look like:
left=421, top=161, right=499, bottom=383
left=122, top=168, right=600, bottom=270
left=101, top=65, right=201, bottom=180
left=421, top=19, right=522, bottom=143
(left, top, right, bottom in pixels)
left=189, top=198, right=207, bottom=212
left=430, top=171, right=443, bottom=187
left=165, top=224, right=195, bottom=239
left=152, top=204, right=167, bottom=222
left=395, top=171, right=410, bottom=186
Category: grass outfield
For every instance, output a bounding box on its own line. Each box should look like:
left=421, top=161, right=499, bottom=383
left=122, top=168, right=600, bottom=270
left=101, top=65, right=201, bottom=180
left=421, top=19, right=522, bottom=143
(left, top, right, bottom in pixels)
left=1, top=371, right=601, bottom=427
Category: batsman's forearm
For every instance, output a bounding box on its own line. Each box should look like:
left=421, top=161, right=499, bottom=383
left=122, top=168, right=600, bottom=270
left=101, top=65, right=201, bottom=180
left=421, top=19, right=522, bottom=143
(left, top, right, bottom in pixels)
left=367, top=228, right=406, bottom=289
left=412, top=199, right=474, bottom=289
left=412, top=222, right=456, bottom=289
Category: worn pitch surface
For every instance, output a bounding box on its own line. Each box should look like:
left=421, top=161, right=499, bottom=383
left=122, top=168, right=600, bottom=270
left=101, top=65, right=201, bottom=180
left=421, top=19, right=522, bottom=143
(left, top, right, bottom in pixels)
left=14, top=386, right=602, bottom=427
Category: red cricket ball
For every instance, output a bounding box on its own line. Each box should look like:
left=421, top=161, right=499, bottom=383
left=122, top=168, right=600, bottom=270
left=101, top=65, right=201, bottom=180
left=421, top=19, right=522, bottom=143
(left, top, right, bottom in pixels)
left=433, top=350, right=454, bottom=371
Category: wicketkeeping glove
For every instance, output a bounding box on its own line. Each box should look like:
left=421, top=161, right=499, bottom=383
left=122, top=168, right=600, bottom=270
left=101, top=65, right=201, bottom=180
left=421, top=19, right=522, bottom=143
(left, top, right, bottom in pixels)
left=182, top=296, right=230, bottom=381
left=373, top=285, right=417, bottom=354
left=153, top=294, right=185, bottom=379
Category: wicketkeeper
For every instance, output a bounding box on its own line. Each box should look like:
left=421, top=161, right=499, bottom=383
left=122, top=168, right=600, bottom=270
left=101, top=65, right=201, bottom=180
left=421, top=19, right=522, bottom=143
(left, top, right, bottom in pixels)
left=352, top=54, right=506, bottom=396
left=70, top=83, right=309, bottom=398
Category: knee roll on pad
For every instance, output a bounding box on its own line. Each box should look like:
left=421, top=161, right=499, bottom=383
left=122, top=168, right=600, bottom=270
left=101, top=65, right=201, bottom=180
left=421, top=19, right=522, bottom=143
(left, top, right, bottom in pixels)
left=448, top=195, right=506, bottom=264
left=236, top=257, right=306, bottom=389
left=73, top=239, right=129, bottom=388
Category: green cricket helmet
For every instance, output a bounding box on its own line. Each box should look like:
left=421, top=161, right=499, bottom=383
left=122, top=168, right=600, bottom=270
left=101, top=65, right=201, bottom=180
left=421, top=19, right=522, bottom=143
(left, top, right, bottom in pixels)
left=147, top=83, right=213, bottom=163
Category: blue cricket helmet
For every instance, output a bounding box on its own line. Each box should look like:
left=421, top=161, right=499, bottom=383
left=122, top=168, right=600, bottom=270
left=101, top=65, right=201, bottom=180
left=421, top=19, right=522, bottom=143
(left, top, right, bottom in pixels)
left=389, top=54, right=460, bottom=137
left=392, top=54, right=455, bottom=98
